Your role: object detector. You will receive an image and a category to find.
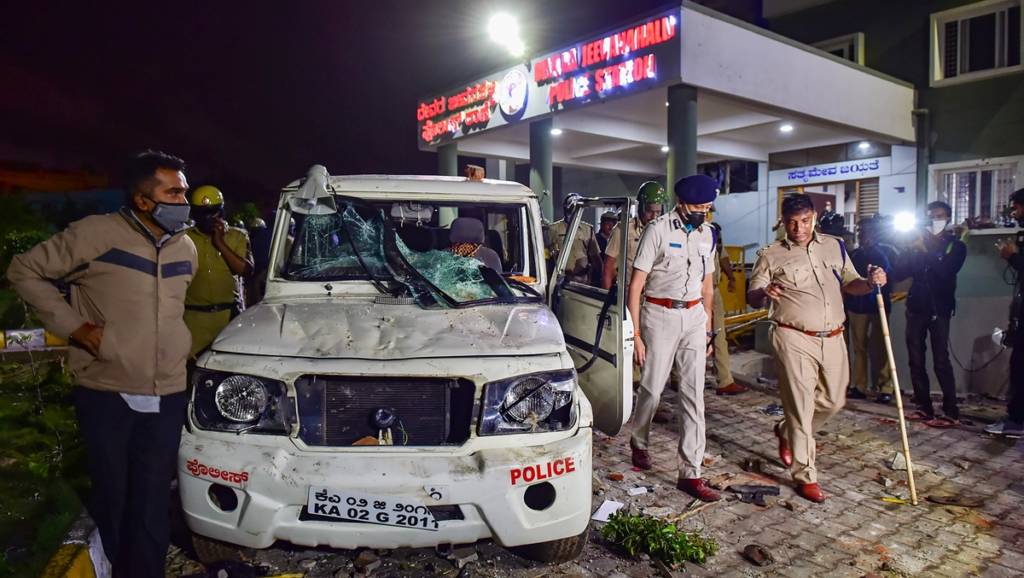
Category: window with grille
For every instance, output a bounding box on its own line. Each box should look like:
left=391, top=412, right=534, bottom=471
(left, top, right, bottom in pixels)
left=937, top=165, right=1018, bottom=226
left=933, top=1, right=1022, bottom=84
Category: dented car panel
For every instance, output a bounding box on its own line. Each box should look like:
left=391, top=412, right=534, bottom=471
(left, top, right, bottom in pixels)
left=177, top=428, right=592, bottom=549
left=211, top=300, right=565, bottom=360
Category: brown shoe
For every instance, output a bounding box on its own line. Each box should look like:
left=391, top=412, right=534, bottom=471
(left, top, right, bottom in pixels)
left=630, top=444, right=652, bottom=470
left=716, top=382, right=748, bottom=396
left=676, top=478, right=721, bottom=502
left=796, top=483, right=826, bottom=503
left=774, top=422, right=793, bottom=467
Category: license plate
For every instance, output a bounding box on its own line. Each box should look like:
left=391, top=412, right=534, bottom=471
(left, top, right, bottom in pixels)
left=306, top=487, right=439, bottom=531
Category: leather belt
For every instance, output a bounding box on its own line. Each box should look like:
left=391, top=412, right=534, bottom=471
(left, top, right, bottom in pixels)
left=778, top=323, right=844, bottom=338
left=645, top=296, right=703, bottom=309
left=186, top=303, right=234, bottom=313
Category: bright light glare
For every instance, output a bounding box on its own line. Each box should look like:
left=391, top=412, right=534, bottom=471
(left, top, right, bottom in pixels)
left=550, top=128, right=563, bottom=136
left=488, top=13, right=525, bottom=56
left=779, top=123, right=794, bottom=133
left=894, top=212, right=917, bottom=232
left=858, top=141, right=871, bottom=150
left=660, top=145, right=670, bottom=152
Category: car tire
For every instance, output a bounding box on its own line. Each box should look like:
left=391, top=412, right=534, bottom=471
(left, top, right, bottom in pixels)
left=190, top=533, right=248, bottom=565
left=510, top=528, right=589, bottom=563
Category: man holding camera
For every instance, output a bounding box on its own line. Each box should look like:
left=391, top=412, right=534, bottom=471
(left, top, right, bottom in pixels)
left=892, top=201, right=966, bottom=427
left=987, top=188, right=1024, bottom=437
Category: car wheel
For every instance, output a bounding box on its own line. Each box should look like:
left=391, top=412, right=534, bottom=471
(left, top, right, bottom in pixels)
left=190, top=533, right=248, bottom=565
left=510, top=528, right=589, bottom=563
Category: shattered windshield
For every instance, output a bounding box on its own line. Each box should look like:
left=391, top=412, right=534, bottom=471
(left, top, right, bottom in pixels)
left=283, top=199, right=538, bottom=308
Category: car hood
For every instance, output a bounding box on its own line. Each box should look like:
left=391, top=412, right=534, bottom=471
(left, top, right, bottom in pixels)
left=211, top=299, right=565, bottom=360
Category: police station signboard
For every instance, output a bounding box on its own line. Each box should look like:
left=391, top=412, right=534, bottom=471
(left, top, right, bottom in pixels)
left=416, top=8, right=682, bottom=148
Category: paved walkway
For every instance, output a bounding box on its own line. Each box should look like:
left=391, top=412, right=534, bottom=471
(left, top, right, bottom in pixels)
left=167, top=385, right=1024, bottom=577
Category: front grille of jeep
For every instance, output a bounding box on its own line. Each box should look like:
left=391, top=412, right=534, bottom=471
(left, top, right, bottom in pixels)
left=294, top=376, right=474, bottom=447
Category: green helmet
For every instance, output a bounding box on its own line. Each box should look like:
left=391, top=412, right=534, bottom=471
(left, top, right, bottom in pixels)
left=637, top=181, right=667, bottom=207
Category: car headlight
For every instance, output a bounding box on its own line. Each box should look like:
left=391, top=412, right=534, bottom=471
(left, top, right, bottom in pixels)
left=215, top=375, right=269, bottom=422
left=192, top=369, right=294, bottom=434
left=480, top=370, right=577, bottom=435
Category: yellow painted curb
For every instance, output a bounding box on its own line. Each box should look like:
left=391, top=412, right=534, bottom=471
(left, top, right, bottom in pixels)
left=39, top=543, right=96, bottom=578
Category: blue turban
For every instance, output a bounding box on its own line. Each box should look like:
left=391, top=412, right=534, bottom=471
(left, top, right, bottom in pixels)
left=675, top=174, right=720, bottom=204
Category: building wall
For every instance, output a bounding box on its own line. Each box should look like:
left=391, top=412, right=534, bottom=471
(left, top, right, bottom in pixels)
left=766, top=0, right=1024, bottom=164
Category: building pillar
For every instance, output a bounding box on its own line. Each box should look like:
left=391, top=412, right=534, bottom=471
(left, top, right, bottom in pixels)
left=914, top=109, right=930, bottom=211
left=437, top=143, right=458, bottom=176
left=666, top=84, right=698, bottom=198
left=530, top=118, right=554, bottom=221
left=485, top=157, right=513, bottom=181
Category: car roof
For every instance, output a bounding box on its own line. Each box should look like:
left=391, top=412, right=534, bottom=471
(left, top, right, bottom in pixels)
left=282, top=174, right=537, bottom=202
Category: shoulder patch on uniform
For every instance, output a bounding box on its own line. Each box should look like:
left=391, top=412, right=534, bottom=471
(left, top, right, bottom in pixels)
left=671, top=219, right=683, bottom=230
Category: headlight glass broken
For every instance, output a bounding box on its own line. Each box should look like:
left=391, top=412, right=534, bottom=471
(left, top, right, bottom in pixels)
left=191, top=369, right=294, bottom=434
left=215, top=375, right=269, bottom=422
left=479, top=370, right=577, bottom=435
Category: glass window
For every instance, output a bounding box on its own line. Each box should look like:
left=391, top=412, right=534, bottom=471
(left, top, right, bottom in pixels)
left=938, top=165, right=1018, bottom=226
left=935, top=1, right=1022, bottom=82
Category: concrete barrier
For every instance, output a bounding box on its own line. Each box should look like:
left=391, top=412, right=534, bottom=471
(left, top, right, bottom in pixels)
left=39, top=511, right=109, bottom=578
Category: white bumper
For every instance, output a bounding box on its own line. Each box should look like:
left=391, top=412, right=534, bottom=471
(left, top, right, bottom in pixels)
left=178, top=428, right=592, bottom=550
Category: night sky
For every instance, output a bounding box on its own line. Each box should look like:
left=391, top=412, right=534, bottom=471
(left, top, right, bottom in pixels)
left=0, top=0, right=701, bottom=206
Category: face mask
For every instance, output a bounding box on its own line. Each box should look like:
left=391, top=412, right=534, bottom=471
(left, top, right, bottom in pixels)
left=930, top=219, right=948, bottom=235
left=194, top=208, right=223, bottom=234
left=151, top=202, right=192, bottom=234
left=684, top=211, right=706, bottom=228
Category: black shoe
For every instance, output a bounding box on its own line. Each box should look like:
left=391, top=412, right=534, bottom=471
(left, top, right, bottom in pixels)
left=847, top=388, right=867, bottom=400
left=875, top=393, right=893, bottom=404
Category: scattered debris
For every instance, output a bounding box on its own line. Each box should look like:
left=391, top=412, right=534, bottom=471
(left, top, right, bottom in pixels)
left=756, top=376, right=778, bottom=386
left=761, top=403, right=785, bottom=417
left=741, top=458, right=764, bottom=473
left=643, top=506, right=676, bottom=519
left=952, top=458, right=972, bottom=471
left=592, top=499, right=626, bottom=522
left=446, top=546, right=478, bottom=569
left=702, top=454, right=718, bottom=467
left=742, top=544, right=774, bottom=566
left=354, top=550, right=381, bottom=573
left=874, top=473, right=896, bottom=488
left=881, top=497, right=909, bottom=505
left=601, top=511, right=719, bottom=566
left=729, top=484, right=781, bottom=506
left=888, top=451, right=909, bottom=471
left=926, top=494, right=985, bottom=508
left=628, top=485, right=655, bottom=496
left=607, top=472, right=625, bottom=482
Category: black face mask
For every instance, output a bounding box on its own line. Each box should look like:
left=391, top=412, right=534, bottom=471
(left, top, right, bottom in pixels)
left=684, top=211, right=706, bottom=228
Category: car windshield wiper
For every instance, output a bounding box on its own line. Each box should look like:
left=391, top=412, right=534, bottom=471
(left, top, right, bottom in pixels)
left=336, top=203, right=401, bottom=297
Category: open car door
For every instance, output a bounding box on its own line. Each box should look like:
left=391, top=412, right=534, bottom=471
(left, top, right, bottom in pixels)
left=546, top=197, right=634, bottom=436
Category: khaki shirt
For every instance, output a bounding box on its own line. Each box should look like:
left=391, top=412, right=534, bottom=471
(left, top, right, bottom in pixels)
left=606, top=216, right=645, bottom=276
left=748, top=233, right=861, bottom=332
left=546, top=220, right=600, bottom=282
left=186, top=227, right=251, bottom=307
left=633, top=212, right=715, bottom=301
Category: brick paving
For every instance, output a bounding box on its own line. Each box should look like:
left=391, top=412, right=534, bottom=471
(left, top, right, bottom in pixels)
left=166, top=384, right=1024, bottom=577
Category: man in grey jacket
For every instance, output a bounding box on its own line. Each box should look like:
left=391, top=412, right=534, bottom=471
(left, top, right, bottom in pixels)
left=8, top=150, right=196, bottom=578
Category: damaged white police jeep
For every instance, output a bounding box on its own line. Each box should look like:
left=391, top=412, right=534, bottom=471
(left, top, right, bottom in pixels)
left=179, top=166, right=634, bottom=563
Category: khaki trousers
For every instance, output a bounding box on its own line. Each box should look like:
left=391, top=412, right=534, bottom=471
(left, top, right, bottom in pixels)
left=631, top=302, right=708, bottom=479
left=771, top=326, right=848, bottom=484
left=848, top=312, right=894, bottom=394
left=713, top=291, right=733, bottom=385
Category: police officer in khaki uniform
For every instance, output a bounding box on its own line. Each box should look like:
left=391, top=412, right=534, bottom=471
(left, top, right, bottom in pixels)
left=602, top=181, right=667, bottom=290
left=747, top=193, right=886, bottom=503
left=628, top=175, right=720, bottom=502
left=545, top=193, right=601, bottom=284
left=707, top=217, right=746, bottom=396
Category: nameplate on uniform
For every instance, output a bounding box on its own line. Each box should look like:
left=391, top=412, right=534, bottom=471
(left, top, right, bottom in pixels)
left=669, top=242, right=682, bottom=248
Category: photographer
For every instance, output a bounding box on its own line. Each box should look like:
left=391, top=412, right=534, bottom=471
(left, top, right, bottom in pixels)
left=986, top=188, right=1024, bottom=437
left=892, top=201, right=966, bottom=427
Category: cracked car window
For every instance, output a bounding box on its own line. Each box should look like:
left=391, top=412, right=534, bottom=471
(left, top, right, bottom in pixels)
left=285, top=202, right=514, bottom=306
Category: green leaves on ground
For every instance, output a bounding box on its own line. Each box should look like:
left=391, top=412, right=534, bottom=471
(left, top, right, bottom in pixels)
left=600, top=511, right=718, bottom=567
